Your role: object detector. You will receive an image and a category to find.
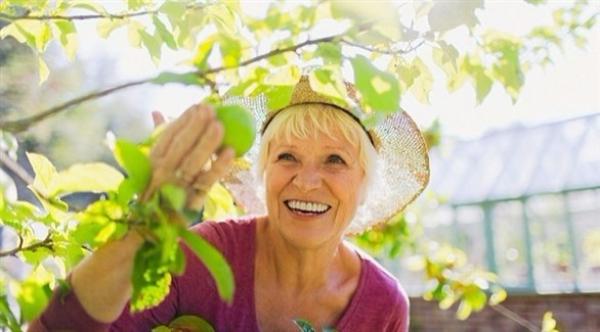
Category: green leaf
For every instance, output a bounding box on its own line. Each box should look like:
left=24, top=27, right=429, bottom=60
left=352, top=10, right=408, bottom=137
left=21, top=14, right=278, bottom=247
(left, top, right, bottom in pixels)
left=293, top=319, right=316, bottom=332
left=264, top=65, right=301, bottom=86
left=428, top=0, right=483, bottom=32
left=152, top=15, right=177, bottom=50
left=0, top=296, right=20, bottom=332
left=489, top=287, right=507, bottom=305
left=96, top=18, right=128, bottom=39
left=51, top=163, right=124, bottom=196
left=37, top=56, right=50, bottom=84
left=432, top=41, right=459, bottom=79
left=219, top=35, right=242, bottom=67
left=456, top=300, right=472, bottom=320
left=308, top=67, right=348, bottom=105
left=473, top=68, right=493, bottom=104
left=485, top=32, right=524, bottom=102
left=206, top=4, right=238, bottom=36
left=152, top=72, right=204, bottom=86
left=69, top=0, right=107, bottom=14
left=351, top=55, right=400, bottom=113
left=315, top=42, right=342, bottom=65
left=192, top=35, right=216, bottom=70
left=16, top=279, right=52, bottom=321
left=331, top=1, right=402, bottom=42
left=54, top=20, right=78, bottom=60
left=542, top=311, right=558, bottom=332
left=26, top=152, right=57, bottom=196
left=128, top=20, right=144, bottom=48
left=410, top=57, right=433, bottom=104
left=159, top=1, right=187, bottom=28
left=131, top=242, right=173, bottom=311
left=128, top=0, right=152, bottom=11
left=160, top=184, right=186, bottom=212
left=35, top=23, right=52, bottom=52
left=179, top=228, right=234, bottom=303
left=263, top=85, right=295, bottom=111
left=22, top=247, right=53, bottom=266
left=203, top=183, right=238, bottom=220
left=463, top=286, right=487, bottom=311
left=114, top=140, right=151, bottom=195
left=140, top=30, right=162, bottom=63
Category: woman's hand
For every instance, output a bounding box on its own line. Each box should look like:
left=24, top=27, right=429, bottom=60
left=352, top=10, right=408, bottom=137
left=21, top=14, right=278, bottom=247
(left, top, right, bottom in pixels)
left=142, top=104, right=235, bottom=210
left=69, top=105, right=235, bottom=323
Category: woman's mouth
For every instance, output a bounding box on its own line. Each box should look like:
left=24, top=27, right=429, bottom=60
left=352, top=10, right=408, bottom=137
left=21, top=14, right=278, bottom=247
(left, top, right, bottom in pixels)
left=284, top=199, right=331, bottom=216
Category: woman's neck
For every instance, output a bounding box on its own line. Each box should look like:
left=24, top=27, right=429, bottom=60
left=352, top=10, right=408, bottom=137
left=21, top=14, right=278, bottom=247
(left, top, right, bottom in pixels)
left=256, top=217, right=357, bottom=294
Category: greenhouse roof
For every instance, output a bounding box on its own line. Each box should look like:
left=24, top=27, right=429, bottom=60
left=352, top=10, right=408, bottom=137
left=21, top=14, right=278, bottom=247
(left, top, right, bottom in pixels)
left=429, top=113, right=600, bottom=205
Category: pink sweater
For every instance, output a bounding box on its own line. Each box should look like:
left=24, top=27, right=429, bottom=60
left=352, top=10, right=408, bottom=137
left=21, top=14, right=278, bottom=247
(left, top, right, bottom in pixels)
left=31, top=219, right=409, bottom=331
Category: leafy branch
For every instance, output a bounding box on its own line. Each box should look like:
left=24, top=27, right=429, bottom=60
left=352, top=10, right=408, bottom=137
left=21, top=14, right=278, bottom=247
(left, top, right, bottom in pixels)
left=0, top=34, right=351, bottom=133
left=0, top=232, right=53, bottom=257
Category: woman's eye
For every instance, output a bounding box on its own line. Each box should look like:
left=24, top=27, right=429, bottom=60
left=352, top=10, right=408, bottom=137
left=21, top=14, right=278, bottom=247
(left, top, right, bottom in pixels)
left=327, top=154, right=346, bottom=165
left=277, top=153, right=296, bottom=161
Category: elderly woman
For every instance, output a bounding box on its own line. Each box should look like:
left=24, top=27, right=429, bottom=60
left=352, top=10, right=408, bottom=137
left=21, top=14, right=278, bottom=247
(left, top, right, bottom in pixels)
left=32, top=77, right=429, bottom=331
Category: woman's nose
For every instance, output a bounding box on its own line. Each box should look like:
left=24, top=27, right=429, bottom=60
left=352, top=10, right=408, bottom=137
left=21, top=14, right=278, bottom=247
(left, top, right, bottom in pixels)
left=292, top=165, right=322, bottom=192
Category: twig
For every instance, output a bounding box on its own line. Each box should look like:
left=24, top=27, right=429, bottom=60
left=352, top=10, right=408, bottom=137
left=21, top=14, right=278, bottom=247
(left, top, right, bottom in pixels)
left=0, top=232, right=53, bottom=257
left=0, top=78, right=148, bottom=133
left=0, top=34, right=344, bottom=133
left=490, top=304, right=540, bottom=332
left=341, top=38, right=426, bottom=55
left=0, top=10, right=155, bottom=21
left=0, top=149, right=34, bottom=185
left=0, top=3, right=208, bottom=22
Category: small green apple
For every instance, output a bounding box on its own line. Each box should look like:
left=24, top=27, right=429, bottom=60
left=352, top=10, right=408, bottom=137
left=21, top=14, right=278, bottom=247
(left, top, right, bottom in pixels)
left=214, top=105, right=256, bottom=157
left=168, top=315, right=215, bottom=332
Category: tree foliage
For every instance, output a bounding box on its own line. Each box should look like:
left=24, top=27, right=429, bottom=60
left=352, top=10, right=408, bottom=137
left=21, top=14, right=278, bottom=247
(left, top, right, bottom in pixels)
left=0, top=0, right=596, bottom=330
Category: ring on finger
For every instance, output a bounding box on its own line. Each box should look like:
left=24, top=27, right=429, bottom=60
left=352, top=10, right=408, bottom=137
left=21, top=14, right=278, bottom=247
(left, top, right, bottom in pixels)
left=192, top=182, right=210, bottom=195
left=175, top=169, right=195, bottom=183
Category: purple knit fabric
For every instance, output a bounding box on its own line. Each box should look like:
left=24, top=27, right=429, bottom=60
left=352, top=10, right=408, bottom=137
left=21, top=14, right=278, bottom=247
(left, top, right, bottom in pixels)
left=31, top=219, right=409, bottom=331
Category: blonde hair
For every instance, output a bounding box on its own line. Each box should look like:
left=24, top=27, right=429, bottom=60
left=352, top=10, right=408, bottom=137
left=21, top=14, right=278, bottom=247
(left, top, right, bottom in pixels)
left=256, top=103, right=378, bottom=195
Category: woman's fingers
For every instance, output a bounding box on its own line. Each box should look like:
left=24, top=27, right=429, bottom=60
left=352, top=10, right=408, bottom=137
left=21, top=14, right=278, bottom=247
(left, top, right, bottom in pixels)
left=151, top=111, right=166, bottom=128
left=152, top=105, right=213, bottom=160
left=186, top=147, right=236, bottom=210
left=176, top=120, right=224, bottom=182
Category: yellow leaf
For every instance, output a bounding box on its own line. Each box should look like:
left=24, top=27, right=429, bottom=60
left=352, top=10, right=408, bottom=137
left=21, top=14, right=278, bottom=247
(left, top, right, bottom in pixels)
left=489, top=288, right=507, bottom=305
left=204, top=183, right=238, bottom=220
left=97, top=18, right=127, bottom=39
left=38, top=56, right=50, bottom=84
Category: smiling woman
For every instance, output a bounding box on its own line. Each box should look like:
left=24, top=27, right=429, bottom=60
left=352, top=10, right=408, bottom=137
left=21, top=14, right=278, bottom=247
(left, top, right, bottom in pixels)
left=31, top=77, right=429, bottom=332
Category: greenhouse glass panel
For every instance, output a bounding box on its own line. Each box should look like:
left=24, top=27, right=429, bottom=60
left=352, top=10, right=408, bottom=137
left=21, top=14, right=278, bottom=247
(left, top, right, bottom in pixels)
left=492, top=201, right=530, bottom=288
left=568, top=189, right=600, bottom=292
left=528, top=195, right=576, bottom=292
left=455, top=206, right=486, bottom=268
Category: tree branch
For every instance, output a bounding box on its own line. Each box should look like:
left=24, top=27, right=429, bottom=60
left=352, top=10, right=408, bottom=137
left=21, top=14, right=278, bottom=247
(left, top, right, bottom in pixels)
left=0, top=78, right=148, bottom=133
left=0, top=3, right=207, bottom=22
left=0, top=149, right=34, bottom=185
left=341, top=38, right=426, bottom=55
left=0, top=232, right=53, bottom=257
left=490, top=304, right=540, bottom=332
left=0, top=34, right=344, bottom=133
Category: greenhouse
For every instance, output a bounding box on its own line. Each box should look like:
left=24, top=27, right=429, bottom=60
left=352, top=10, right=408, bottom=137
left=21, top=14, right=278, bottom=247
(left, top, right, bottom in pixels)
left=396, top=113, right=600, bottom=295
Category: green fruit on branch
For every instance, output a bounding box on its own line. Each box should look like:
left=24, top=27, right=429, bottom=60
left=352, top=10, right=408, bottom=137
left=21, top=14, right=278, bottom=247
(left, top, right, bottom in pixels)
left=214, top=105, right=256, bottom=157
left=169, top=315, right=215, bottom=332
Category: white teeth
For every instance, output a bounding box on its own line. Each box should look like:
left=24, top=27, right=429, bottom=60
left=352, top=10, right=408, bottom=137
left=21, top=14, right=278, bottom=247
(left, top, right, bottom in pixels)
left=286, top=200, right=329, bottom=213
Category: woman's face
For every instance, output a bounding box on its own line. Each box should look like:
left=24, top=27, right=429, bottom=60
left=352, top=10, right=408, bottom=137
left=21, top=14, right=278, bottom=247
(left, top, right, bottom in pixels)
left=264, top=126, right=366, bottom=249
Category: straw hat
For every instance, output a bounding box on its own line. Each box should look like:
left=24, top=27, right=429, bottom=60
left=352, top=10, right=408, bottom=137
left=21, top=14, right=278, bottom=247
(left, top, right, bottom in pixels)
left=223, top=76, right=429, bottom=234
